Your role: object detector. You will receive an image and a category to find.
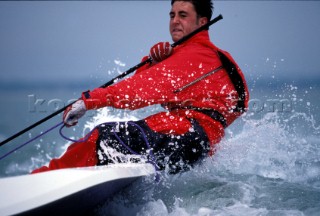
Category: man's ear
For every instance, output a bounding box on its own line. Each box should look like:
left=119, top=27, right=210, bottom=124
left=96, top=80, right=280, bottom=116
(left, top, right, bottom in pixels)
left=199, top=17, right=208, bottom=27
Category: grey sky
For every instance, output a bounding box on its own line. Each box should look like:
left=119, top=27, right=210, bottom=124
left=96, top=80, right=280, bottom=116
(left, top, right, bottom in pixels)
left=0, top=1, right=319, bottom=84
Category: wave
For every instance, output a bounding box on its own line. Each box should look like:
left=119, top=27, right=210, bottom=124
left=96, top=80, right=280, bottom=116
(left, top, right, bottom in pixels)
left=91, top=107, right=320, bottom=215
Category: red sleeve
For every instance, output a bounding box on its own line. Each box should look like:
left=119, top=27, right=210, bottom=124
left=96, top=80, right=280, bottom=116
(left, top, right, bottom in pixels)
left=83, top=55, right=187, bottom=110
left=83, top=43, right=225, bottom=111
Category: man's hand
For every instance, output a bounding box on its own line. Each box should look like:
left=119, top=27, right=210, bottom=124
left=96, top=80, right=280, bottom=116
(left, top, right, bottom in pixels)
left=63, top=100, right=86, bottom=127
left=149, top=42, right=173, bottom=63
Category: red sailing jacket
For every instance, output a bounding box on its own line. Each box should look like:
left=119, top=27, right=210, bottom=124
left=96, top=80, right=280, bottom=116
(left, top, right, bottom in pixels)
left=82, top=31, right=249, bottom=154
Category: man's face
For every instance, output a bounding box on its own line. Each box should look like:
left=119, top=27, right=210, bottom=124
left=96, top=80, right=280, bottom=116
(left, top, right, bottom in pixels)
left=169, top=1, right=207, bottom=42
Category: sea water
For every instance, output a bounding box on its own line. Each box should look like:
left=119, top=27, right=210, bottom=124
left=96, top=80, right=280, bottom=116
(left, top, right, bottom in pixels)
left=0, top=78, right=319, bottom=215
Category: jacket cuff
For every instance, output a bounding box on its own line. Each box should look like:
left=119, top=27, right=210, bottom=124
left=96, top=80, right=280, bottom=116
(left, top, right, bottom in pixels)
left=81, top=90, right=104, bottom=110
left=135, top=56, right=152, bottom=74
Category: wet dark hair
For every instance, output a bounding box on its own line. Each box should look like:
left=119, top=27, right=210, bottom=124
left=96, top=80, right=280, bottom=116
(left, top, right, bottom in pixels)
left=171, top=0, right=214, bottom=21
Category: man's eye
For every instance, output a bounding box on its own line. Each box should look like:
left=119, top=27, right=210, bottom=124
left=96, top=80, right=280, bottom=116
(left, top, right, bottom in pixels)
left=180, top=13, right=187, bottom=18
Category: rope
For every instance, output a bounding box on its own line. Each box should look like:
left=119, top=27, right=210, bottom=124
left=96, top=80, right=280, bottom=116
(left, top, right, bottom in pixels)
left=0, top=120, right=160, bottom=180
left=59, top=121, right=160, bottom=180
left=59, top=124, right=97, bottom=143
left=0, top=121, right=64, bottom=161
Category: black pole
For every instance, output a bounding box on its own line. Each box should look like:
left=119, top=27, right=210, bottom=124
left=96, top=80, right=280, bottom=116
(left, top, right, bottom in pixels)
left=0, top=14, right=223, bottom=147
left=171, top=14, right=223, bottom=48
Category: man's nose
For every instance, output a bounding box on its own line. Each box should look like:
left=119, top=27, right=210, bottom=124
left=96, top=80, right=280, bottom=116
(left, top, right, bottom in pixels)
left=172, top=16, right=180, bottom=24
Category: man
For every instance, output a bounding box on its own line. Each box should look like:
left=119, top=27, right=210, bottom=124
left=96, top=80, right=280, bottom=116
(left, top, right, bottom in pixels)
left=32, top=0, right=249, bottom=174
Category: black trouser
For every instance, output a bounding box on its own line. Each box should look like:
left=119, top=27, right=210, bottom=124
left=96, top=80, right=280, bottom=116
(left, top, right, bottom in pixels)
left=96, top=119, right=210, bottom=174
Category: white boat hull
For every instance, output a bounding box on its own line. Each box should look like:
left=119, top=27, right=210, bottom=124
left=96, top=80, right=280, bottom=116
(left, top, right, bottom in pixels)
left=0, top=163, right=155, bottom=215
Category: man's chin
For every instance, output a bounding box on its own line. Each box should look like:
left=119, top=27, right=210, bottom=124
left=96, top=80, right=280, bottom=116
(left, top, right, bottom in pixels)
left=171, top=34, right=183, bottom=42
